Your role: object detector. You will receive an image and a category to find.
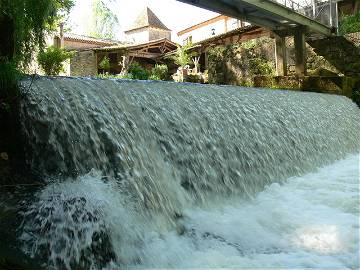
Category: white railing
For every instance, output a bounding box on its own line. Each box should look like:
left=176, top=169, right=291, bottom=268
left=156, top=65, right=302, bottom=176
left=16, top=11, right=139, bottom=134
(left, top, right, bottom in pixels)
left=272, top=0, right=338, bottom=28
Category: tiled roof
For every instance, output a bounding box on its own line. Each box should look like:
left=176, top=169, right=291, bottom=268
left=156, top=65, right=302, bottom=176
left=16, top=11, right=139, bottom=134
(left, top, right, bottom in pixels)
left=93, top=38, right=178, bottom=52
left=64, top=33, right=119, bottom=46
left=125, top=7, right=170, bottom=32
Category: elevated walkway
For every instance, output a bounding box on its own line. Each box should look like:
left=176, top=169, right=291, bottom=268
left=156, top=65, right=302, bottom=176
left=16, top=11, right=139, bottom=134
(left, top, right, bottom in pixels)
left=177, top=0, right=334, bottom=36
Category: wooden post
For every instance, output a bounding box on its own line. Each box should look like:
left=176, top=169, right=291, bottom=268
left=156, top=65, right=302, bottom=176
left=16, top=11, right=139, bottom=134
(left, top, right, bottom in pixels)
left=274, top=33, right=287, bottom=76
left=294, top=27, right=307, bottom=76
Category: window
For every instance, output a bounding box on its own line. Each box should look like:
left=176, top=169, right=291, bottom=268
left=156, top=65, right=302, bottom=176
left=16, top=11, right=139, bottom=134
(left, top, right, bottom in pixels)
left=183, top=36, right=193, bottom=45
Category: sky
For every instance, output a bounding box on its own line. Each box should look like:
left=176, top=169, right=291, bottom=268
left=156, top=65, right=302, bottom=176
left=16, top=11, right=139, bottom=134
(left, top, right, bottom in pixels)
left=67, top=0, right=218, bottom=42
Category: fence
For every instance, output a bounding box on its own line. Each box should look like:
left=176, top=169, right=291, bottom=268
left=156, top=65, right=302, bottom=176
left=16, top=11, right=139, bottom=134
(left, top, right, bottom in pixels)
left=272, top=0, right=338, bottom=28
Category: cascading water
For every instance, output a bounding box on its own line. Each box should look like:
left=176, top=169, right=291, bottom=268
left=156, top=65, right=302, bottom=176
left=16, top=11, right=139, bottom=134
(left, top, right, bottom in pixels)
left=1, top=77, right=359, bottom=269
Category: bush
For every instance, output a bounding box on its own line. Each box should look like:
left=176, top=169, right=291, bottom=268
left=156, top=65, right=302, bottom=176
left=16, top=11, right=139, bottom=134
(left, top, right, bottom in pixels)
left=339, top=11, right=360, bottom=34
left=150, top=64, right=168, bottom=80
left=99, top=56, right=110, bottom=71
left=128, top=62, right=149, bottom=80
left=37, top=46, right=73, bottom=76
left=0, top=61, right=20, bottom=112
left=168, top=43, right=197, bottom=68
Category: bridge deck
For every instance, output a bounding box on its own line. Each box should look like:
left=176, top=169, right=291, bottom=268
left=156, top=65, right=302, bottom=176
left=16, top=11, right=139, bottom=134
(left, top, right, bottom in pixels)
left=177, top=0, right=333, bottom=36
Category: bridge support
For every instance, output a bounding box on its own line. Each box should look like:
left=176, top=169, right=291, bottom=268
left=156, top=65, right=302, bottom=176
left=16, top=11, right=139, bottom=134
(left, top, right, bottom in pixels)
left=274, top=34, right=287, bottom=76
left=294, top=27, right=307, bottom=76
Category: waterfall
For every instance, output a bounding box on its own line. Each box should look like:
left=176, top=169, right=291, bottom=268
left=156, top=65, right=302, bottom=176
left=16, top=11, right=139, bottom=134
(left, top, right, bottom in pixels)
left=9, top=77, right=360, bottom=269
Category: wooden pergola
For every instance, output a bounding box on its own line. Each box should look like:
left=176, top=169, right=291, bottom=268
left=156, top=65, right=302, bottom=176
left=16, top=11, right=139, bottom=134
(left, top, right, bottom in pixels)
left=94, top=38, right=178, bottom=74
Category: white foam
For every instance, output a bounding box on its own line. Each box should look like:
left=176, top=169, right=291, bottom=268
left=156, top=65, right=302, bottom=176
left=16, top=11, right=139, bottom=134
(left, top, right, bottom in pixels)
left=131, top=154, right=360, bottom=269
left=21, top=155, right=360, bottom=269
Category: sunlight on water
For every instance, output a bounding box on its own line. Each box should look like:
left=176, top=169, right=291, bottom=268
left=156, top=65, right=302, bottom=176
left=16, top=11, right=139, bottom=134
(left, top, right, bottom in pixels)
left=130, top=154, right=359, bottom=269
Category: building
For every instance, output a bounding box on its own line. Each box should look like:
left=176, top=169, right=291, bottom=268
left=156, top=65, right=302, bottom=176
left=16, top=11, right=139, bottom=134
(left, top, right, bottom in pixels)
left=173, top=15, right=269, bottom=72
left=62, top=33, right=119, bottom=50
left=177, top=15, right=250, bottom=45
left=59, top=7, right=176, bottom=77
left=124, top=7, right=172, bottom=43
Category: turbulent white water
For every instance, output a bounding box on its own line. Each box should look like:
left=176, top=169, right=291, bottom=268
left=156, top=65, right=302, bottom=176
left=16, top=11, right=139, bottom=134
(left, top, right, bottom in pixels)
left=16, top=77, right=360, bottom=269
left=21, top=154, right=360, bottom=269
left=133, top=154, right=359, bottom=269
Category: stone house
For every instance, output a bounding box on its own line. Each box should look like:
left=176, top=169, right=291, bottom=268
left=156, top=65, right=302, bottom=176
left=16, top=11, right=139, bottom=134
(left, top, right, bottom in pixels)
left=124, top=7, right=172, bottom=43
left=61, top=7, right=176, bottom=77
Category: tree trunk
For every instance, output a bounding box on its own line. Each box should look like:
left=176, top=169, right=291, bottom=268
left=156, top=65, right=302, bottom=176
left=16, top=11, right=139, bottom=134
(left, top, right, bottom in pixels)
left=354, top=0, right=360, bottom=15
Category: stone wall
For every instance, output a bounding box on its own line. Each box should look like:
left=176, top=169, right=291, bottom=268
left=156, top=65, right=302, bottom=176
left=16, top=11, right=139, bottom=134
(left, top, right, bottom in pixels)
left=149, top=27, right=171, bottom=41
left=253, top=75, right=360, bottom=106
left=307, top=32, right=360, bottom=76
left=70, top=50, right=97, bottom=77
left=207, top=37, right=275, bottom=86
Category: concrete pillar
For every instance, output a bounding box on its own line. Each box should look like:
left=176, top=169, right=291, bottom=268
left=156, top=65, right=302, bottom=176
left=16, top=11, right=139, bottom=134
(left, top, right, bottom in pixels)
left=294, top=27, right=307, bottom=76
left=274, top=34, right=287, bottom=76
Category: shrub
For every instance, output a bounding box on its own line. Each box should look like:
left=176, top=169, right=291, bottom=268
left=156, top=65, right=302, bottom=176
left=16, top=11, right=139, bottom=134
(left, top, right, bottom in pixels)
left=339, top=11, right=360, bottom=34
left=150, top=64, right=168, bottom=80
left=248, top=58, right=275, bottom=76
left=128, top=62, right=149, bottom=80
left=99, top=56, right=110, bottom=71
left=0, top=61, right=20, bottom=112
left=37, top=46, right=73, bottom=76
left=168, top=44, right=197, bottom=68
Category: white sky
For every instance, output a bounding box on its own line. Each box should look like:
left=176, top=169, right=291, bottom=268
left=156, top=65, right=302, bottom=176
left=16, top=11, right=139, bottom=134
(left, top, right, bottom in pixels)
left=67, top=0, right=218, bottom=42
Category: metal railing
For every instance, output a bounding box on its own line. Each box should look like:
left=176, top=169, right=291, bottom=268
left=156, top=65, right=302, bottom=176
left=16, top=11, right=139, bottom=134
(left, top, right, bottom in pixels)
left=271, top=0, right=338, bottom=28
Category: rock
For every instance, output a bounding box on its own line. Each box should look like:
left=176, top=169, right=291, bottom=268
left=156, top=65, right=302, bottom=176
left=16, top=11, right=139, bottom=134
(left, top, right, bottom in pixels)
left=0, top=152, right=9, bottom=160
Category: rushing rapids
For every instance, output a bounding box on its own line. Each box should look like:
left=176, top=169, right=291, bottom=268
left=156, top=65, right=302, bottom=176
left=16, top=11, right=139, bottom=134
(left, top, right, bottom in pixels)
left=1, top=77, right=359, bottom=269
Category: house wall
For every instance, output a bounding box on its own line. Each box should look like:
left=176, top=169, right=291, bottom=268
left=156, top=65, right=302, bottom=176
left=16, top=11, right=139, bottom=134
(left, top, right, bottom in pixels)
left=178, top=17, right=250, bottom=44
left=125, top=28, right=150, bottom=43
left=70, top=50, right=97, bottom=76
left=149, top=27, right=171, bottom=41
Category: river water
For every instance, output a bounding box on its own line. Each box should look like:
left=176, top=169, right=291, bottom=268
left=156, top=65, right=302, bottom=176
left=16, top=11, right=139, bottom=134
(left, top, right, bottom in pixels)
left=1, top=77, right=359, bottom=269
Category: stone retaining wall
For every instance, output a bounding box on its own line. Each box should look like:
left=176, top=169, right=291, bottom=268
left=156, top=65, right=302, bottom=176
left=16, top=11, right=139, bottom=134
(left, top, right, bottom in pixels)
left=253, top=75, right=360, bottom=106
left=70, top=50, right=97, bottom=76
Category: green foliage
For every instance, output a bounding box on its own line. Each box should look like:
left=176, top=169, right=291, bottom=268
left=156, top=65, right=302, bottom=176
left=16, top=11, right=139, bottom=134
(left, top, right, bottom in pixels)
left=37, top=46, right=73, bottom=76
left=169, top=44, right=197, bottom=68
left=96, top=73, right=133, bottom=79
left=88, top=0, right=119, bottom=39
left=96, top=63, right=169, bottom=81
left=0, top=0, right=74, bottom=67
left=207, top=38, right=275, bottom=85
left=99, top=56, right=110, bottom=71
left=248, top=58, right=275, bottom=76
left=150, top=64, right=168, bottom=80
left=0, top=61, right=20, bottom=112
left=339, top=11, right=360, bottom=34
left=128, top=62, right=150, bottom=80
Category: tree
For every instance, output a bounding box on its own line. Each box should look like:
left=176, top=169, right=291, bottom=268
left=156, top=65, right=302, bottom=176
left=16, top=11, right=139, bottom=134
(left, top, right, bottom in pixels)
left=0, top=0, right=73, bottom=111
left=37, top=46, right=73, bottom=76
left=88, top=0, right=119, bottom=39
left=169, top=43, right=197, bottom=68
left=0, top=0, right=73, bottom=67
